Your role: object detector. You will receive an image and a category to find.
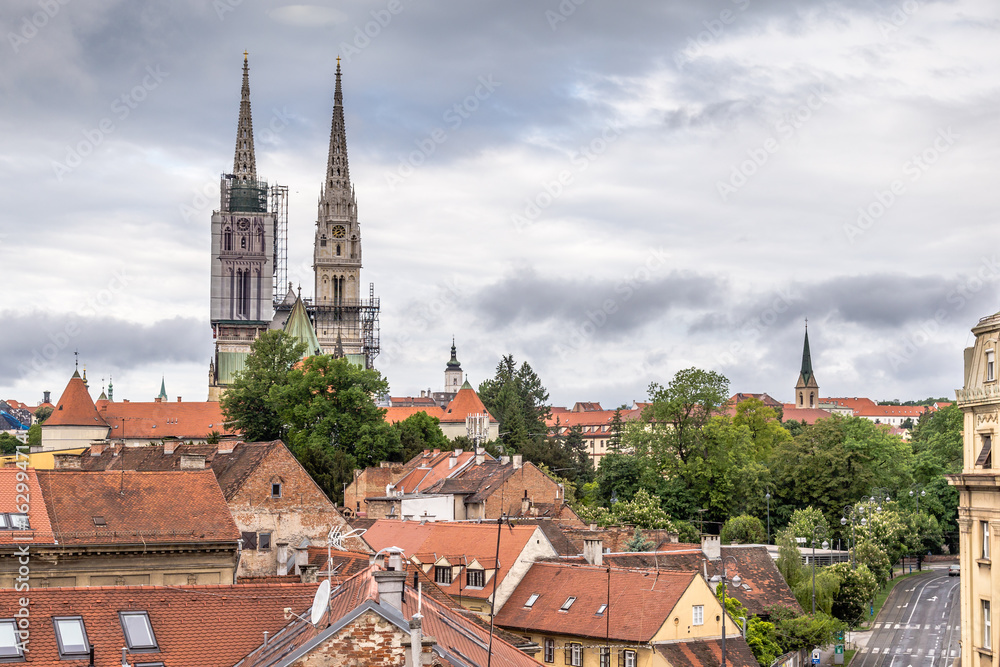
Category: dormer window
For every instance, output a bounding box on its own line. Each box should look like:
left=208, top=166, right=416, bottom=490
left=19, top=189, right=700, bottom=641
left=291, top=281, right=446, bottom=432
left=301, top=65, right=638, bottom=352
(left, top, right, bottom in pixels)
left=560, top=596, right=576, bottom=611
left=466, top=569, right=485, bottom=588
left=435, top=566, right=452, bottom=585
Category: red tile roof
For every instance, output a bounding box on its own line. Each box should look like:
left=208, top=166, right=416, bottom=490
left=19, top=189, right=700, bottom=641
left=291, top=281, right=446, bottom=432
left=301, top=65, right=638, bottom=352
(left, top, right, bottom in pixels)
left=0, top=583, right=318, bottom=666
left=392, top=451, right=477, bottom=494
left=441, top=386, right=496, bottom=423
left=97, top=399, right=235, bottom=440
left=0, top=467, right=55, bottom=544
left=45, top=374, right=107, bottom=427
left=36, top=470, right=240, bottom=545
left=384, top=405, right=446, bottom=423
left=362, top=520, right=549, bottom=602
left=656, top=637, right=760, bottom=667
left=237, top=563, right=540, bottom=667
left=495, top=562, right=698, bottom=642
left=780, top=407, right=833, bottom=425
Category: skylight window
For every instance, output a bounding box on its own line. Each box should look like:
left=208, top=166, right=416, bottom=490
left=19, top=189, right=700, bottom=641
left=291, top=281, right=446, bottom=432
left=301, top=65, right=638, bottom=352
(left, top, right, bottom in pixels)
left=8, top=515, right=29, bottom=531
left=595, top=604, right=607, bottom=616
left=560, top=596, right=577, bottom=611
left=53, top=617, right=89, bottom=658
left=0, top=620, right=23, bottom=659
left=120, top=612, right=158, bottom=651
left=524, top=593, right=540, bottom=608
left=93, top=516, right=106, bottom=527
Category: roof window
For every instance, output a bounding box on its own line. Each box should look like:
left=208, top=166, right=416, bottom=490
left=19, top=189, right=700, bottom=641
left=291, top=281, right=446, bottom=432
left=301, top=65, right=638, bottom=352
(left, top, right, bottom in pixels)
left=120, top=611, right=158, bottom=651
left=0, top=619, right=23, bottom=660
left=93, top=516, right=106, bottom=527
left=53, top=617, right=89, bottom=658
left=595, top=604, right=607, bottom=615
left=524, top=593, right=540, bottom=608
left=560, top=596, right=577, bottom=611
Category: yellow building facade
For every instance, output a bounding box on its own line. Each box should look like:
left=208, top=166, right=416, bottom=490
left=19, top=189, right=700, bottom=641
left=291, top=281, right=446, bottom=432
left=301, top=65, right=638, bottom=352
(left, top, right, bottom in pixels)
left=949, top=311, right=1000, bottom=667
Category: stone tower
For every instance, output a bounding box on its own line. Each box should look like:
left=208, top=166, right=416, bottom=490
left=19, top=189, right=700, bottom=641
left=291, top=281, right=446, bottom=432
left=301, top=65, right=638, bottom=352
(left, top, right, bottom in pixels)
left=209, top=54, right=275, bottom=400
left=445, top=338, right=463, bottom=394
left=312, top=58, right=377, bottom=366
left=794, top=322, right=819, bottom=409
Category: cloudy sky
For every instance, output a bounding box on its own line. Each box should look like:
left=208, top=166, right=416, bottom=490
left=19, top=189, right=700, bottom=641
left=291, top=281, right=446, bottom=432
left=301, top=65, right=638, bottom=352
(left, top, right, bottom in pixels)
left=1, top=0, right=998, bottom=409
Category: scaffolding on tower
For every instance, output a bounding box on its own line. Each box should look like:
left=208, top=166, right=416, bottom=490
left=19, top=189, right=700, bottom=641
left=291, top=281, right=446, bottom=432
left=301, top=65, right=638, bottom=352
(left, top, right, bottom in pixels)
left=270, top=184, right=288, bottom=297
left=360, top=282, right=380, bottom=369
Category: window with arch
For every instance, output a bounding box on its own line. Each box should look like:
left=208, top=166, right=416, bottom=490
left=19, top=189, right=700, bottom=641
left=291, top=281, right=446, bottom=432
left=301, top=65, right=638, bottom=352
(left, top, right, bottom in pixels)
left=224, top=228, right=233, bottom=252
left=241, top=236, right=247, bottom=249
left=336, top=244, right=341, bottom=256
left=809, top=392, right=815, bottom=408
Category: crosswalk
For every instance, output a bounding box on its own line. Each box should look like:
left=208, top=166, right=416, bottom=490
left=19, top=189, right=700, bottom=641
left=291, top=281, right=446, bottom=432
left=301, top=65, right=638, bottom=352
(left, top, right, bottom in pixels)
left=871, top=623, right=961, bottom=631
left=858, top=647, right=959, bottom=656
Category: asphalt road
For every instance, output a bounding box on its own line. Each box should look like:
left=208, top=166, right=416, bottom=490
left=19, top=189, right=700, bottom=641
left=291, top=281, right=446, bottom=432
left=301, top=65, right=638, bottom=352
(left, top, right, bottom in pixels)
left=853, top=568, right=961, bottom=667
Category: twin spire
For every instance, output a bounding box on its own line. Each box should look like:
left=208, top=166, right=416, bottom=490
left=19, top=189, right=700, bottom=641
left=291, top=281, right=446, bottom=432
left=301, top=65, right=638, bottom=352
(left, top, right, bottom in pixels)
left=233, top=51, right=257, bottom=184
left=322, top=56, right=354, bottom=206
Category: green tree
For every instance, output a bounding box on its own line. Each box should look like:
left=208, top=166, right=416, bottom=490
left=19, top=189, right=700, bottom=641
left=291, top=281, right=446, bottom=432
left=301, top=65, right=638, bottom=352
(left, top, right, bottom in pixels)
left=0, top=433, right=21, bottom=455
left=720, top=514, right=766, bottom=544
left=644, top=367, right=730, bottom=466
left=716, top=584, right=782, bottom=666
left=221, top=330, right=307, bottom=441
left=33, top=406, right=53, bottom=423
left=26, top=424, right=41, bottom=449
left=909, top=405, right=962, bottom=552
left=786, top=507, right=830, bottom=543
left=768, top=606, right=845, bottom=654
left=776, top=526, right=806, bottom=591
left=610, top=488, right=674, bottom=529
left=791, top=568, right=840, bottom=616
left=625, top=526, right=654, bottom=552
left=394, top=411, right=449, bottom=462
left=205, top=430, right=221, bottom=445
left=828, top=563, right=878, bottom=626
left=478, top=355, right=550, bottom=452
left=608, top=408, right=624, bottom=452
left=269, top=355, right=400, bottom=498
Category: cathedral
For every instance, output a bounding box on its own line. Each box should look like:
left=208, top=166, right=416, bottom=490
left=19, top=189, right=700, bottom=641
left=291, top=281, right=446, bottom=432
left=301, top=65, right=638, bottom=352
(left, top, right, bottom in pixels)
left=208, top=55, right=379, bottom=401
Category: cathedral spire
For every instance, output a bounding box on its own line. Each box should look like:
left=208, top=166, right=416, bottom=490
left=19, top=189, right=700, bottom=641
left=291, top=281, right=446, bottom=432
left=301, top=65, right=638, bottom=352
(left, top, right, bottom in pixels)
left=322, top=57, right=352, bottom=203
left=233, top=51, right=257, bottom=184
left=800, top=320, right=813, bottom=384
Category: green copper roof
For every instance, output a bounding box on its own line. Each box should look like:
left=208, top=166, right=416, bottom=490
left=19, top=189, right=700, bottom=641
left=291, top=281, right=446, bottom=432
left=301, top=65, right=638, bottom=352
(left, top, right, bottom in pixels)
left=217, top=351, right=249, bottom=385
left=283, top=296, right=321, bottom=356
left=461, top=379, right=473, bottom=390
left=446, top=338, right=462, bottom=369
left=158, top=377, right=168, bottom=400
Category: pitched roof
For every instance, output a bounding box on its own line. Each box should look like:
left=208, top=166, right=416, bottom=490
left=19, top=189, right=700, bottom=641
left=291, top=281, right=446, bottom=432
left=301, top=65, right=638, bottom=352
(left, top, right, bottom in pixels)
left=495, top=562, right=698, bottom=642
left=283, top=295, right=322, bottom=356
left=45, top=374, right=107, bottom=427
left=656, top=637, right=760, bottom=667
left=392, top=451, right=477, bottom=493
left=602, top=545, right=802, bottom=616
left=362, top=520, right=549, bottom=602
left=0, top=582, right=318, bottom=667
left=441, top=385, right=496, bottom=423
left=79, top=440, right=279, bottom=500
left=236, top=563, right=539, bottom=667
left=96, top=399, right=235, bottom=440
left=383, top=405, right=446, bottom=423
left=0, top=467, right=55, bottom=545
left=780, top=407, right=833, bottom=425
left=36, top=469, right=240, bottom=545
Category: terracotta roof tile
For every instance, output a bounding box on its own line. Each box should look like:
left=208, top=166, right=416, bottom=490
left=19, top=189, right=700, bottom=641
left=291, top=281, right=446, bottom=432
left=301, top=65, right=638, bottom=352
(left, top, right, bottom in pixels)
left=656, top=637, right=759, bottom=667
left=495, top=562, right=697, bottom=642
left=36, top=469, right=240, bottom=545
left=0, top=467, right=55, bottom=544
left=441, top=386, right=496, bottom=423
left=0, top=583, right=318, bottom=666
left=384, top=405, right=447, bottom=423
left=97, top=399, right=235, bottom=440
left=45, top=375, right=107, bottom=427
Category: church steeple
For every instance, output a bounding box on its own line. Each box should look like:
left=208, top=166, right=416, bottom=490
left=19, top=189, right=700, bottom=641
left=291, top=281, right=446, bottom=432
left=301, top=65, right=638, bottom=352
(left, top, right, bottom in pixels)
left=233, top=51, right=257, bottom=185
left=794, top=320, right=819, bottom=409
left=322, top=57, right=352, bottom=202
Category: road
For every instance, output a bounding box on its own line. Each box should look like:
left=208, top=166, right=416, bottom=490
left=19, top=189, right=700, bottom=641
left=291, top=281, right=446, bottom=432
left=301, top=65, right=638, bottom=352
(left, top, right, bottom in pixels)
left=852, top=568, right=960, bottom=667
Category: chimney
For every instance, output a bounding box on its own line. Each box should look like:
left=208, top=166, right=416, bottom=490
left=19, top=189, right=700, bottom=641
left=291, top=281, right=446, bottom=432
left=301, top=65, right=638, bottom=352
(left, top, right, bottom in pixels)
left=512, top=454, right=522, bottom=469
left=179, top=453, right=206, bottom=470
left=583, top=537, right=603, bottom=566
left=453, top=448, right=462, bottom=457
left=521, top=491, right=531, bottom=515
left=53, top=452, right=82, bottom=470
left=500, top=455, right=510, bottom=465
left=701, top=534, right=721, bottom=561
left=299, top=563, right=318, bottom=584
left=163, top=440, right=179, bottom=455
left=154, top=397, right=162, bottom=403
left=42, top=391, right=50, bottom=404
left=449, top=455, right=458, bottom=469
left=374, top=570, right=407, bottom=614
left=90, top=442, right=107, bottom=456
left=475, top=447, right=485, bottom=465
left=216, top=440, right=234, bottom=454
left=176, top=396, right=182, bottom=402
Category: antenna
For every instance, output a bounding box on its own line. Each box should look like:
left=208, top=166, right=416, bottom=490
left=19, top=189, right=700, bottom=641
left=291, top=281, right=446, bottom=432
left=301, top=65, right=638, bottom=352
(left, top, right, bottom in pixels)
left=328, top=526, right=367, bottom=551
left=310, top=579, right=331, bottom=626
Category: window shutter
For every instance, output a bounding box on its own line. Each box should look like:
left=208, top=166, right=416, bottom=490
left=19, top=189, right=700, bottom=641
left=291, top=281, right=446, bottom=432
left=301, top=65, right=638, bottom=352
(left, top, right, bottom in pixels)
left=565, top=644, right=572, bottom=664
left=241, top=531, right=257, bottom=549
left=619, top=650, right=626, bottom=667
left=977, top=437, right=992, bottom=467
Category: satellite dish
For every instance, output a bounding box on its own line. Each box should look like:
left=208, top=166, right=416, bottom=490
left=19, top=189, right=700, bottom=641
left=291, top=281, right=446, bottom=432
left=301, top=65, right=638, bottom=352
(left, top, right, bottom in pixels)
left=310, top=579, right=331, bottom=626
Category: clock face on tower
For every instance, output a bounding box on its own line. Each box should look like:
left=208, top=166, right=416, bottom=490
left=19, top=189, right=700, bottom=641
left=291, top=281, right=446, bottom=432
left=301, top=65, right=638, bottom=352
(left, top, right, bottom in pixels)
left=332, top=225, right=346, bottom=239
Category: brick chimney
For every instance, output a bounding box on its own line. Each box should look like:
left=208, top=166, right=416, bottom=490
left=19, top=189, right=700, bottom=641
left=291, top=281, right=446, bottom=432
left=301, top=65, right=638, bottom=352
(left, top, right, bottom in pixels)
left=583, top=537, right=603, bottom=567
left=299, top=564, right=318, bottom=584
left=374, top=570, right=407, bottom=614
left=163, top=440, right=179, bottom=455
left=179, top=453, right=206, bottom=470
left=701, top=534, right=721, bottom=561
left=512, top=454, right=523, bottom=469
left=53, top=452, right=82, bottom=470
left=216, top=439, right=234, bottom=455
left=521, top=490, right=531, bottom=515
left=89, top=442, right=107, bottom=456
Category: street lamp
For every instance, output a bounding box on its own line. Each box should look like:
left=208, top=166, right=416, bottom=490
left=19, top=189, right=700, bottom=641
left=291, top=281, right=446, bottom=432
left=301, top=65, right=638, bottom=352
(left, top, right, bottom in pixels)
left=909, top=485, right=926, bottom=513
left=811, top=525, right=829, bottom=615
left=710, top=556, right=741, bottom=667
left=765, top=492, right=771, bottom=545
left=841, top=505, right=863, bottom=568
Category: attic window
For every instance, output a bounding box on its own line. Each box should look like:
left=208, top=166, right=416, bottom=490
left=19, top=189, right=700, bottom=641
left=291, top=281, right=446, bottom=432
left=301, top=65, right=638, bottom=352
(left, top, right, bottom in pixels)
left=560, top=596, right=577, bottom=611
left=524, top=593, right=540, bottom=608
left=435, top=566, right=453, bottom=585
left=53, top=617, right=89, bottom=658
left=93, top=516, right=106, bottom=527
left=0, top=619, right=24, bottom=659
left=271, top=483, right=282, bottom=499
left=595, top=604, right=607, bottom=616
left=120, top=611, right=158, bottom=651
